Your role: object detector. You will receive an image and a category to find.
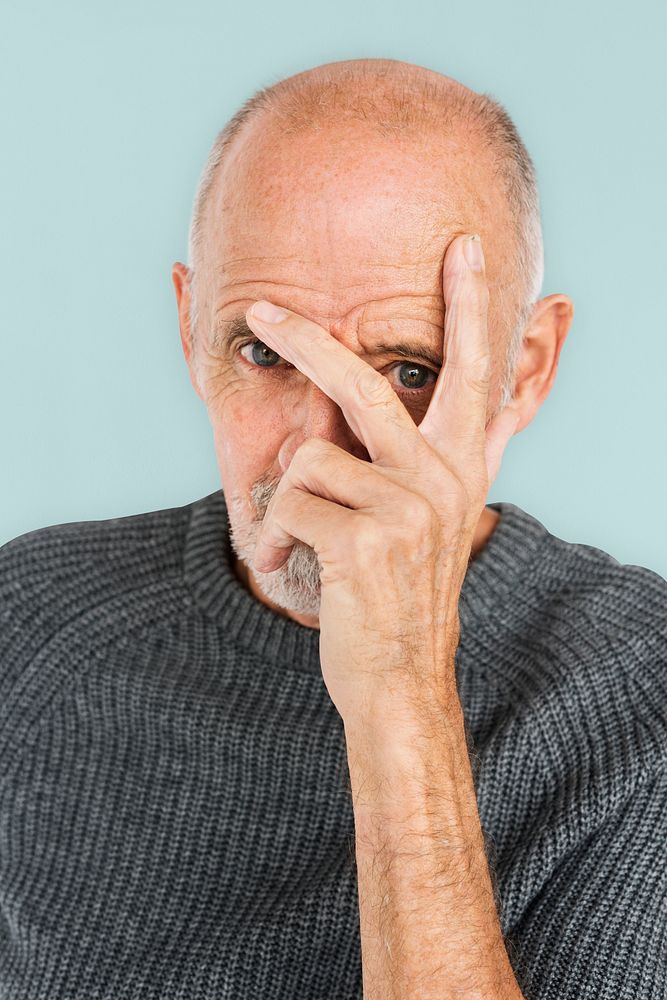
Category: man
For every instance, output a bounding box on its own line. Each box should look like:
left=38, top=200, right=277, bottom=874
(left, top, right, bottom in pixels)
left=1, top=57, right=665, bottom=1000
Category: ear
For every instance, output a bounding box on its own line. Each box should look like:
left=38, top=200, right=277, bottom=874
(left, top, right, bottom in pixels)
left=172, top=262, right=204, bottom=401
left=510, top=293, right=574, bottom=432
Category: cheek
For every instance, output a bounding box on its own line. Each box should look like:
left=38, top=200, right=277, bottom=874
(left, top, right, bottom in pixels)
left=210, top=382, right=289, bottom=493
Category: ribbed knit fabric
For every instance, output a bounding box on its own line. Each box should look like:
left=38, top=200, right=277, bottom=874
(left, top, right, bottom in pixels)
left=1, top=487, right=666, bottom=999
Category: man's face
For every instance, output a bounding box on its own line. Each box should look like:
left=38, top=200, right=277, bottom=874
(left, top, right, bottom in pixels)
left=189, top=118, right=521, bottom=622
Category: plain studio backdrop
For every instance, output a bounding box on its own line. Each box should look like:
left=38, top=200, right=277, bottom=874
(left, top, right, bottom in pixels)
left=0, top=0, right=665, bottom=580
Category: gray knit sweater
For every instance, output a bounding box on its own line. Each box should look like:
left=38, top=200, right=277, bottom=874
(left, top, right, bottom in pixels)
left=1, top=488, right=666, bottom=999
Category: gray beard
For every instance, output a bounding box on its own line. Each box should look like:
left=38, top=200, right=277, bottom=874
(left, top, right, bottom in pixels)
left=225, top=476, right=323, bottom=618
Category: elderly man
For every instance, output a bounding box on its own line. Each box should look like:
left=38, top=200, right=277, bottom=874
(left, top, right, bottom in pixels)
left=1, top=57, right=665, bottom=1000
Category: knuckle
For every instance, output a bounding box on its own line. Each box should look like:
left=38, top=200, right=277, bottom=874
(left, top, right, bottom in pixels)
left=403, top=495, right=435, bottom=532
left=353, top=364, right=394, bottom=407
left=297, top=437, right=332, bottom=466
left=466, top=368, right=492, bottom=397
left=443, top=359, right=491, bottom=396
left=350, top=513, right=384, bottom=553
left=469, top=346, right=492, bottom=371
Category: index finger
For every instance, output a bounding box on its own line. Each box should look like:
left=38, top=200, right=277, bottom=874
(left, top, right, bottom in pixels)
left=245, top=302, right=428, bottom=468
left=418, top=233, right=491, bottom=453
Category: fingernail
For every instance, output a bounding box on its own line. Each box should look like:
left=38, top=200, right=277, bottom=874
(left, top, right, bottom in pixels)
left=463, top=234, right=485, bottom=273
left=251, top=301, right=289, bottom=323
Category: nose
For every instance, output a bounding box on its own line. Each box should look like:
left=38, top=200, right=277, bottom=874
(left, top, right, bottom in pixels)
left=278, top=381, right=370, bottom=472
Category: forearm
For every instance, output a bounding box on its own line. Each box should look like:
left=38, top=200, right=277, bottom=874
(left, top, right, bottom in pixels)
left=344, top=675, right=523, bottom=1000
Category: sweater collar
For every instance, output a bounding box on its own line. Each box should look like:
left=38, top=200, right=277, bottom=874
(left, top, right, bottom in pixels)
left=183, top=487, right=550, bottom=674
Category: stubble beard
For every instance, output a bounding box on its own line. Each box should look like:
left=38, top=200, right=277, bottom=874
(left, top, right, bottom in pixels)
left=225, top=475, right=323, bottom=618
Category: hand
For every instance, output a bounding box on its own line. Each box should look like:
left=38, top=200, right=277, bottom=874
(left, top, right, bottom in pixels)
left=244, top=234, right=521, bottom=723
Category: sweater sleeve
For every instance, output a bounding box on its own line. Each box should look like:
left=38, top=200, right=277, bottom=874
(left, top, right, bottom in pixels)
left=506, top=757, right=667, bottom=1000
left=485, top=556, right=667, bottom=1000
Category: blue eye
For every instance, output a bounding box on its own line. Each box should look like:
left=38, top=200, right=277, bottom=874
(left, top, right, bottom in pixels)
left=237, top=339, right=437, bottom=395
left=241, top=339, right=285, bottom=368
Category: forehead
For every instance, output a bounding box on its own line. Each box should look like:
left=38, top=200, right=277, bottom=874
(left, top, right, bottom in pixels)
left=203, top=119, right=515, bottom=303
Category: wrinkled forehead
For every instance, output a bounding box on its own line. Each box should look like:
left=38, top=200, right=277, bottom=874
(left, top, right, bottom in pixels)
left=201, top=118, right=517, bottom=304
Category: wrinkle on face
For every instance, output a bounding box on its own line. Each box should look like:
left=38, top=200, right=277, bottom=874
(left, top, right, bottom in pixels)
left=198, top=121, right=518, bottom=353
left=194, top=111, right=522, bottom=621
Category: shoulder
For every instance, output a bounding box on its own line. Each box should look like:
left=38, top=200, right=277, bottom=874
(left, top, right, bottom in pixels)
left=1, top=496, right=193, bottom=577
left=470, top=505, right=667, bottom=825
left=1, top=495, right=193, bottom=602
left=471, top=512, right=667, bottom=926
left=524, top=525, right=667, bottom=676
left=0, top=495, right=206, bottom=770
left=513, top=522, right=667, bottom=825
left=0, top=495, right=198, bottom=686
left=519, top=519, right=667, bottom=742
left=479, top=502, right=667, bottom=674
left=467, top=503, right=667, bottom=705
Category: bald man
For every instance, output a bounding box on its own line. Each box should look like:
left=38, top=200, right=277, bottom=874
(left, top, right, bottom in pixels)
left=2, top=59, right=666, bottom=1000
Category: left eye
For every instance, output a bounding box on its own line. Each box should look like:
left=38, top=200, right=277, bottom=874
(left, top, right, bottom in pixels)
left=394, top=362, right=436, bottom=392
left=238, top=340, right=438, bottom=394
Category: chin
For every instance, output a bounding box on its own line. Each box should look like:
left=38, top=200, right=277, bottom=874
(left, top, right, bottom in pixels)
left=225, top=484, right=323, bottom=618
left=254, top=547, right=323, bottom=618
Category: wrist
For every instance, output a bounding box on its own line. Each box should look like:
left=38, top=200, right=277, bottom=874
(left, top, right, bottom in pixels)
left=344, top=695, right=465, bottom=829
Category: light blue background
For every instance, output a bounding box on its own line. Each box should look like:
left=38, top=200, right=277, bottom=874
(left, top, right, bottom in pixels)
left=1, top=0, right=665, bottom=580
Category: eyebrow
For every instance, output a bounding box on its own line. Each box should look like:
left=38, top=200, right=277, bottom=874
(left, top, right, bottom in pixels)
left=216, top=315, right=443, bottom=370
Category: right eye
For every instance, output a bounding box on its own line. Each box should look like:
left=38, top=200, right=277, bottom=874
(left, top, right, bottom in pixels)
left=238, top=339, right=291, bottom=369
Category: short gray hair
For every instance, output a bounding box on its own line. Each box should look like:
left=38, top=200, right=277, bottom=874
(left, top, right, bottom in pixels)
left=187, top=59, right=544, bottom=412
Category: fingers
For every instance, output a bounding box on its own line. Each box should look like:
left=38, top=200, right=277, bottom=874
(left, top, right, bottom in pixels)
left=245, top=302, right=427, bottom=468
left=252, top=439, right=399, bottom=573
left=418, top=234, right=491, bottom=456
left=252, top=489, right=343, bottom=575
